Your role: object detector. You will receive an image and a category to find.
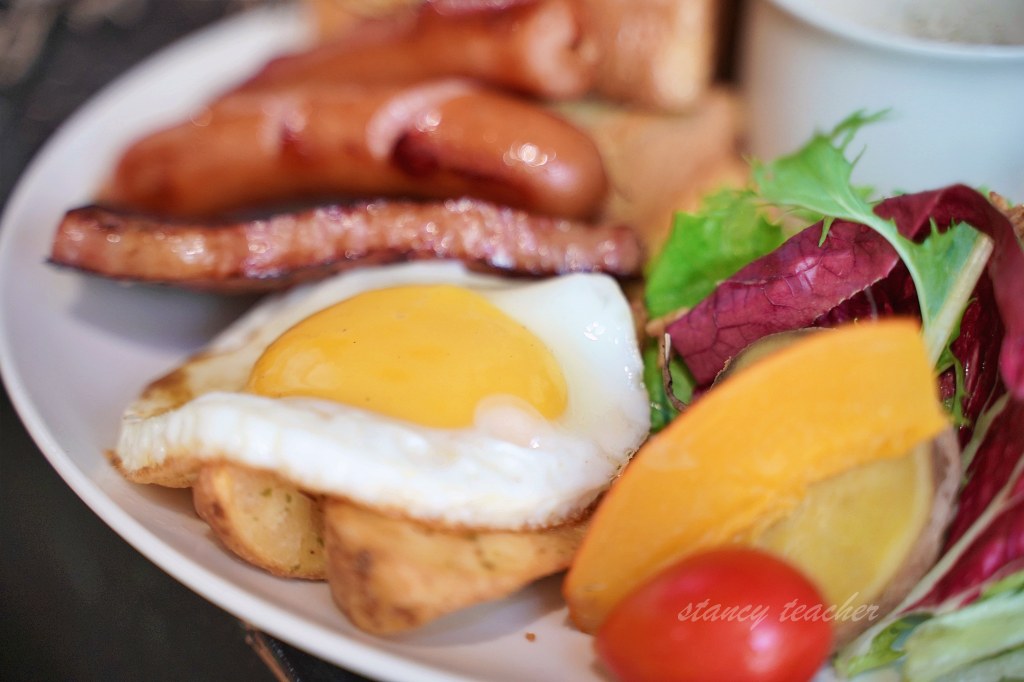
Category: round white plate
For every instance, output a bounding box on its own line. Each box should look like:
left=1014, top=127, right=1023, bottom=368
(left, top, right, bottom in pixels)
left=0, top=7, right=601, bottom=681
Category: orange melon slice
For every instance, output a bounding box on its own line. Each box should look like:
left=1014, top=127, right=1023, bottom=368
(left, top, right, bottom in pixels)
left=564, top=320, right=949, bottom=633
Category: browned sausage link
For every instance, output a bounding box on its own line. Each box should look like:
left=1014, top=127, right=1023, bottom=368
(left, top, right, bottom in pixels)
left=98, top=85, right=420, bottom=218
left=50, top=200, right=643, bottom=293
left=428, top=0, right=537, bottom=14
left=98, top=81, right=607, bottom=221
left=234, top=0, right=595, bottom=100
left=390, top=89, right=608, bottom=220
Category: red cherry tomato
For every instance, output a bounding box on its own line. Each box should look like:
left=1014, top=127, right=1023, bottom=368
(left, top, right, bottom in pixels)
left=595, top=548, right=834, bottom=682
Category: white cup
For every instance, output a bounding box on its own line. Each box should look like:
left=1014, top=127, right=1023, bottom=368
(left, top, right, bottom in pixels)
left=741, top=0, right=1024, bottom=199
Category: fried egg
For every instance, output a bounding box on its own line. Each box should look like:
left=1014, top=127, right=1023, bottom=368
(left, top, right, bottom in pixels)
left=115, top=261, right=650, bottom=528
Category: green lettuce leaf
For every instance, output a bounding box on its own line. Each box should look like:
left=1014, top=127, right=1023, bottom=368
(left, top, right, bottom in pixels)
left=644, top=188, right=785, bottom=319
left=837, top=570, right=1024, bottom=681
left=839, top=615, right=931, bottom=678
left=900, top=571, right=1024, bottom=681
left=641, top=188, right=785, bottom=429
left=642, top=343, right=694, bottom=433
left=929, top=647, right=1024, bottom=682
left=935, top=305, right=969, bottom=428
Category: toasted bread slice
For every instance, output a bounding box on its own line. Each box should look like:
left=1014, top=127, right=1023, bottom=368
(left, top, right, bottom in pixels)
left=557, top=88, right=746, bottom=252
left=309, top=0, right=720, bottom=111
left=582, top=0, right=719, bottom=111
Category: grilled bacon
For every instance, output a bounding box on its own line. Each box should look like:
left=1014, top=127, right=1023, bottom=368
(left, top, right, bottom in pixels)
left=50, top=198, right=642, bottom=293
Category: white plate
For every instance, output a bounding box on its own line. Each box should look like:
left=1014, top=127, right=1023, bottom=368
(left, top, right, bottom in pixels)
left=0, top=7, right=601, bottom=682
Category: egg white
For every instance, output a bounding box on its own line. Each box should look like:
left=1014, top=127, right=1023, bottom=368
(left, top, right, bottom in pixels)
left=116, top=261, right=650, bottom=529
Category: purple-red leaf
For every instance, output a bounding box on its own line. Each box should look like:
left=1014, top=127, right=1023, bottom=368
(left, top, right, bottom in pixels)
left=905, top=398, right=1024, bottom=611
left=665, top=218, right=900, bottom=385
left=947, top=398, right=1024, bottom=549
left=943, top=276, right=1005, bottom=444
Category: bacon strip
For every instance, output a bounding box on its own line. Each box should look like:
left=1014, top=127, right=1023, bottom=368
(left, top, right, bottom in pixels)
left=50, top=199, right=642, bottom=293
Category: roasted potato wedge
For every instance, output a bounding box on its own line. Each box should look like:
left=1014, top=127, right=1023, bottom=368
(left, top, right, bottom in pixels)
left=192, top=463, right=326, bottom=580
left=323, top=499, right=586, bottom=634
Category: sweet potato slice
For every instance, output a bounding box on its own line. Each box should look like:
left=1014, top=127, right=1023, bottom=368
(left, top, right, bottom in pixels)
left=192, top=463, right=326, bottom=580
left=323, top=499, right=585, bottom=634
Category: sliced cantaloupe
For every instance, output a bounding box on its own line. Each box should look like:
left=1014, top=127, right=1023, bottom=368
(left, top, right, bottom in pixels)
left=755, top=445, right=932, bottom=612
left=719, top=329, right=957, bottom=641
left=753, top=429, right=959, bottom=643
left=563, top=320, right=949, bottom=633
left=755, top=444, right=933, bottom=643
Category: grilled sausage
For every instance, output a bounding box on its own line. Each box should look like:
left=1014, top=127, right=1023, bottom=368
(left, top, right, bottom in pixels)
left=236, top=0, right=596, bottom=100
left=99, top=80, right=608, bottom=220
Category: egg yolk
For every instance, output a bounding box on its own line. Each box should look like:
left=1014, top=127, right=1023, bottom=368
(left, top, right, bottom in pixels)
left=246, top=284, right=568, bottom=428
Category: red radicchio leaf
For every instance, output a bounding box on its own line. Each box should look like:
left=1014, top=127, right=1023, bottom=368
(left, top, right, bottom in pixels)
left=811, top=259, right=919, bottom=327
left=946, top=398, right=1024, bottom=548
left=664, top=218, right=899, bottom=385
left=943, top=276, right=1006, bottom=444
left=907, top=398, right=1024, bottom=610
left=917, top=495, right=1024, bottom=611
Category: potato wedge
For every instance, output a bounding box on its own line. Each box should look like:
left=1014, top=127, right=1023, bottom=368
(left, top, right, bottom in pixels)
left=192, top=463, right=326, bottom=580
left=323, top=499, right=586, bottom=634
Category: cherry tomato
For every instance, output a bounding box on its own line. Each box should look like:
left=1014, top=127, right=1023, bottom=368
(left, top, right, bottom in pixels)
left=595, top=548, right=833, bottom=682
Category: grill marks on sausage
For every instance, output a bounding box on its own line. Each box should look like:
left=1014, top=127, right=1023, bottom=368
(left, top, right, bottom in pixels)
left=50, top=199, right=642, bottom=293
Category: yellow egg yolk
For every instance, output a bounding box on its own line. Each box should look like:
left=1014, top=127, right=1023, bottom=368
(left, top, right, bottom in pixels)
left=246, top=284, right=569, bottom=429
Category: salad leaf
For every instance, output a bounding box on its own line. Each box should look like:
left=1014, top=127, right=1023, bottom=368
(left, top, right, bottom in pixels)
left=642, top=343, right=694, bottom=433
left=908, top=398, right=1021, bottom=608
left=665, top=214, right=902, bottom=385
left=922, top=646, right=1024, bottom=682
left=838, top=573, right=1024, bottom=681
left=644, top=189, right=785, bottom=319
left=666, top=187, right=993, bottom=386
left=939, top=275, right=1005, bottom=445
left=840, top=615, right=930, bottom=678
left=938, top=189, right=1024, bottom=400
left=900, top=571, right=1024, bottom=681
left=641, top=188, right=785, bottom=428
left=837, top=396, right=1024, bottom=677
left=750, top=112, right=993, bottom=365
left=746, top=110, right=886, bottom=245
left=942, top=396, right=1024, bottom=552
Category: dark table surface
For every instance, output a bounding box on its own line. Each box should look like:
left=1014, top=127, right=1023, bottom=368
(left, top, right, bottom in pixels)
left=0, top=2, right=367, bottom=680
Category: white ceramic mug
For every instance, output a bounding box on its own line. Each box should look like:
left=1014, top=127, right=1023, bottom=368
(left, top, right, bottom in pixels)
left=741, top=0, right=1024, bottom=199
